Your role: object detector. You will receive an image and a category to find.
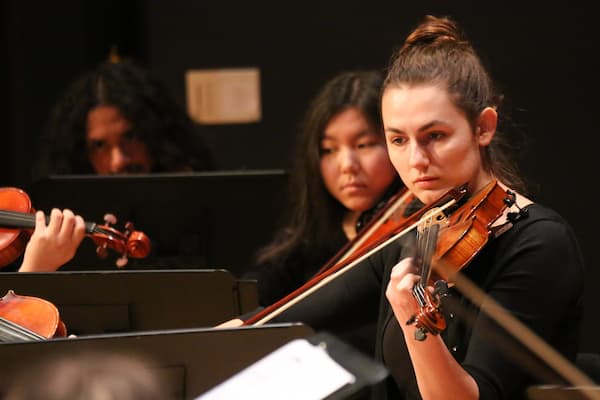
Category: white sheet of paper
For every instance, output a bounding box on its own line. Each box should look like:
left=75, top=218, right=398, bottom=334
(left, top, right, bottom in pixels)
left=195, top=338, right=356, bottom=400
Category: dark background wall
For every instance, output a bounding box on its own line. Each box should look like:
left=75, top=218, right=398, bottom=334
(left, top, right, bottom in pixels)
left=3, top=0, right=599, bottom=355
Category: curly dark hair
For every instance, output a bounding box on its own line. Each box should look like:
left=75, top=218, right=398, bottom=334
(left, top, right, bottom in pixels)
left=33, top=60, right=215, bottom=179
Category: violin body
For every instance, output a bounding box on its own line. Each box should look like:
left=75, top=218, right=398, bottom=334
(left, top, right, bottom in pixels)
left=433, top=179, right=512, bottom=280
left=409, top=179, right=515, bottom=339
left=0, top=188, right=33, bottom=267
left=0, top=290, right=66, bottom=342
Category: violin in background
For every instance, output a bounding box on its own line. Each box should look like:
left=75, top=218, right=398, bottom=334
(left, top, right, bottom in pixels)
left=0, top=187, right=151, bottom=268
left=0, top=290, right=66, bottom=342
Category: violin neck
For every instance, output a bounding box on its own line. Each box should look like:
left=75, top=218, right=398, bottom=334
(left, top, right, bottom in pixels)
left=0, top=210, right=96, bottom=234
left=416, top=223, right=439, bottom=287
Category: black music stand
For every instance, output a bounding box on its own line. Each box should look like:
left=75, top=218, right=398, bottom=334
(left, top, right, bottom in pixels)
left=29, top=170, right=289, bottom=276
left=195, top=331, right=389, bottom=400
left=0, top=269, right=254, bottom=336
left=0, top=323, right=314, bottom=400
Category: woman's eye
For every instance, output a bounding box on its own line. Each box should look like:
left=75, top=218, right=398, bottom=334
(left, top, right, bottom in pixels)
left=87, top=140, right=107, bottom=153
left=320, top=147, right=335, bottom=156
left=390, top=137, right=407, bottom=145
left=429, top=132, right=445, bottom=140
left=357, top=141, right=378, bottom=149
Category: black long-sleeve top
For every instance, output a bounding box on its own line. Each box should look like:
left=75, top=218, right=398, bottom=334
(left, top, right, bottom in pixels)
left=270, top=203, right=585, bottom=399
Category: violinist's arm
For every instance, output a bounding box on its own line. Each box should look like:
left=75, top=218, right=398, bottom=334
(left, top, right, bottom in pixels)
left=18, top=209, right=86, bottom=272
left=386, top=257, right=479, bottom=400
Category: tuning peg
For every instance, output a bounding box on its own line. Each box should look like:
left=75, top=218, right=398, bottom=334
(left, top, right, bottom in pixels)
left=124, top=221, right=134, bottom=237
left=96, top=243, right=108, bottom=258
left=103, top=213, right=118, bottom=226
left=115, top=255, right=128, bottom=268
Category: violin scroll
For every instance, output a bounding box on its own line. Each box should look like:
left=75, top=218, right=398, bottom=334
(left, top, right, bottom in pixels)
left=407, top=280, right=449, bottom=341
left=91, top=215, right=151, bottom=268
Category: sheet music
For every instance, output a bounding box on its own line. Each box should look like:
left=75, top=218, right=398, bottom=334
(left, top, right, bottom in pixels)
left=195, top=338, right=356, bottom=400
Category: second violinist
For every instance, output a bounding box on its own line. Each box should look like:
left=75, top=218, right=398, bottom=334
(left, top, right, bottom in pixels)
left=263, top=15, right=585, bottom=400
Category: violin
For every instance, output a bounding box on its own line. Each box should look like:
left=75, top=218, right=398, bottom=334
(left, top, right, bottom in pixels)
left=0, top=290, right=66, bottom=342
left=401, top=181, right=600, bottom=395
left=407, top=179, right=515, bottom=340
left=0, top=187, right=151, bottom=268
left=244, top=183, right=469, bottom=326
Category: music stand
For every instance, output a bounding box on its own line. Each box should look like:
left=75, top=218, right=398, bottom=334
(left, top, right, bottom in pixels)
left=0, top=323, right=314, bottom=400
left=0, top=269, right=250, bottom=336
left=195, top=331, right=389, bottom=400
left=29, top=170, right=289, bottom=276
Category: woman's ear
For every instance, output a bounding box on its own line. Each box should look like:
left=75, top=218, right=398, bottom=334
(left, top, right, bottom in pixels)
left=476, top=107, right=498, bottom=146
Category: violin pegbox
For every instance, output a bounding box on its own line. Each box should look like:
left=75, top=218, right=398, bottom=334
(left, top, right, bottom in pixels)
left=92, top=214, right=151, bottom=268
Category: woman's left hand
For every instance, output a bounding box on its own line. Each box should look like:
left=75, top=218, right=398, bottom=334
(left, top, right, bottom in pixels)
left=386, top=257, right=422, bottom=325
left=19, top=209, right=86, bottom=272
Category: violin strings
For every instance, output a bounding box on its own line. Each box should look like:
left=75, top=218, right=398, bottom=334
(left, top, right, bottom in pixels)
left=253, top=197, right=459, bottom=325
left=0, top=317, right=45, bottom=342
left=0, top=210, right=36, bottom=227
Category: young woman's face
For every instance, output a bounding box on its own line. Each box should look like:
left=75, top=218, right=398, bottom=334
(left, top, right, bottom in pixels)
left=382, top=84, right=493, bottom=205
left=86, top=105, right=153, bottom=174
left=319, top=107, right=397, bottom=212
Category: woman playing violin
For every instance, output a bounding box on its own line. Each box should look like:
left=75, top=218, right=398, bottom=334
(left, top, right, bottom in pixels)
left=18, top=209, right=85, bottom=272
left=264, top=15, right=584, bottom=399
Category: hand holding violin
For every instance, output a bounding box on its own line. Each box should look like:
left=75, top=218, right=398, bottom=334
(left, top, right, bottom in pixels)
left=386, top=257, right=422, bottom=330
left=1, top=187, right=151, bottom=270
left=19, top=209, right=86, bottom=272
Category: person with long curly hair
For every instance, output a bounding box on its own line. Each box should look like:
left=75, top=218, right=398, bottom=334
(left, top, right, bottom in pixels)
left=33, top=60, right=215, bottom=178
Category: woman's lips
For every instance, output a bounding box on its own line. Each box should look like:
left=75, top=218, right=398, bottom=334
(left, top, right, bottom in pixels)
left=341, top=182, right=367, bottom=192
left=413, top=177, right=438, bottom=189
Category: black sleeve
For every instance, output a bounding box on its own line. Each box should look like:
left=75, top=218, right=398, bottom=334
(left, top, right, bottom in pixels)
left=461, top=218, right=585, bottom=399
left=268, top=239, right=405, bottom=333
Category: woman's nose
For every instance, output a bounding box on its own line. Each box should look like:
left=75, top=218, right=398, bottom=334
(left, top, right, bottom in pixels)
left=408, top=143, right=429, bottom=169
left=109, top=146, right=131, bottom=174
left=339, top=148, right=359, bottom=173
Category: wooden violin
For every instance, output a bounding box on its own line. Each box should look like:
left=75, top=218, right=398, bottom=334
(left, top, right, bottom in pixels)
left=406, top=179, right=515, bottom=340
left=0, top=187, right=151, bottom=268
left=244, top=183, right=469, bottom=326
left=402, top=181, right=600, bottom=397
left=0, top=290, right=66, bottom=342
